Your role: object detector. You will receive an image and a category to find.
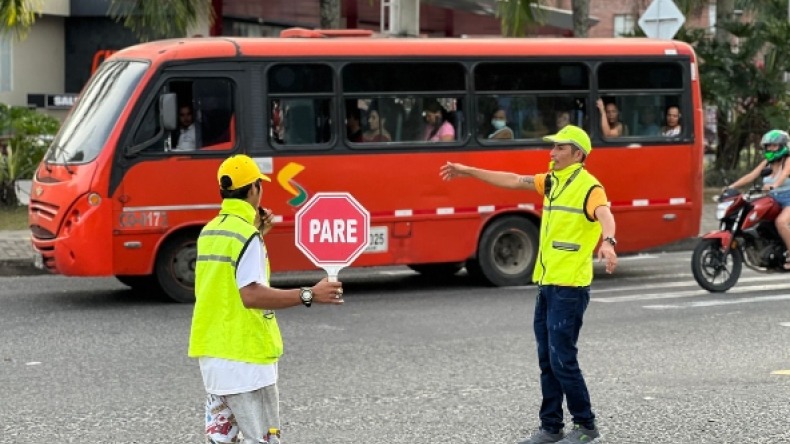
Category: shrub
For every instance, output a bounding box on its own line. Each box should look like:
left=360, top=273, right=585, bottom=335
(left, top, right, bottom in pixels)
left=0, top=104, right=60, bottom=206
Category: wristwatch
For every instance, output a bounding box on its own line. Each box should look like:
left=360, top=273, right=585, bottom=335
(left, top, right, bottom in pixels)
left=603, top=236, right=617, bottom=247
left=299, top=287, right=313, bottom=307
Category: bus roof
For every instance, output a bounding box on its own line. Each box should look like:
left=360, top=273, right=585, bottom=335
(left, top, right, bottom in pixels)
left=111, top=36, right=696, bottom=64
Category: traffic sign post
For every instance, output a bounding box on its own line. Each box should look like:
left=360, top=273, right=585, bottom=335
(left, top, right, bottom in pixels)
left=638, top=0, right=685, bottom=40
left=295, top=192, right=371, bottom=281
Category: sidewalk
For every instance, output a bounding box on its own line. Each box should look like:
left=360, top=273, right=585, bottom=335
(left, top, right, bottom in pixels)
left=0, top=200, right=721, bottom=277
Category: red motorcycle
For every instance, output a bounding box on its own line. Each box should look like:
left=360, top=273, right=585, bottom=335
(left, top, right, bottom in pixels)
left=691, top=187, right=787, bottom=292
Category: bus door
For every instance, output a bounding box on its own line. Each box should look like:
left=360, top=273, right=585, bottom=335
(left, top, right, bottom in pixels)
left=114, top=74, right=241, bottom=298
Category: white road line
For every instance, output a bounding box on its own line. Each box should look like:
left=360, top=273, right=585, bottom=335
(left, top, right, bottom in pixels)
left=596, top=274, right=790, bottom=295
left=644, top=294, right=790, bottom=310
left=779, top=322, right=790, bottom=327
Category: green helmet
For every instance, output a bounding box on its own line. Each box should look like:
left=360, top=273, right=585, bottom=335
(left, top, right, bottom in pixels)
left=762, top=129, right=790, bottom=163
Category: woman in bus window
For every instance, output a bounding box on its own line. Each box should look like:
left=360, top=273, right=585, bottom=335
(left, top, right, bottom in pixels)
left=423, top=101, right=455, bottom=142
left=362, top=105, right=391, bottom=142
left=596, top=98, right=628, bottom=137
left=488, top=109, right=514, bottom=140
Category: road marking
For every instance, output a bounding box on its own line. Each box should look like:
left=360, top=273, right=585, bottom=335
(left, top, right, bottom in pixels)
left=771, top=370, right=790, bottom=376
left=644, top=294, right=790, bottom=309
left=596, top=281, right=790, bottom=303
left=780, top=322, right=790, bottom=327
left=598, top=274, right=790, bottom=295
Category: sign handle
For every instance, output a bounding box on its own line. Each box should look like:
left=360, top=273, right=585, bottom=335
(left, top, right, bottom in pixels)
left=323, top=266, right=343, bottom=283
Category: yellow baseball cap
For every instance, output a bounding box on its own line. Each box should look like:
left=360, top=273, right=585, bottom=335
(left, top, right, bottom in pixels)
left=543, top=125, right=592, bottom=155
left=217, top=155, right=271, bottom=190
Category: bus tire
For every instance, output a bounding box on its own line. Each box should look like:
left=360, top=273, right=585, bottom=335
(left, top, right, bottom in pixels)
left=115, top=274, right=161, bottom=293
left=476, top=216, right=538, bottom=287
left=155, top=231, right=198, bottom=303
left=408, top=262, right=464, bottom=277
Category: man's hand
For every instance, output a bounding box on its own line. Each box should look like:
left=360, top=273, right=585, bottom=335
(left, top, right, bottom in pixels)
left=440, top=162, right=470, bottom=181
left=255, top=207, right=275, bottom=237
left=597, top=242, right=617, bottom=274
left=311, top=277, right=345, bottom=304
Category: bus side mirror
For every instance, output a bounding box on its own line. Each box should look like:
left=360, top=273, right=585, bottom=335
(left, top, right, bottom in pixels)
left=161, top=93, right=177, bottom=131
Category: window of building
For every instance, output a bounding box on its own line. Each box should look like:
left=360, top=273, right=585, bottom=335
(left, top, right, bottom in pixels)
left=0, top=35, right=11, bottom=92
left=613, top=14, right=635, bottom=37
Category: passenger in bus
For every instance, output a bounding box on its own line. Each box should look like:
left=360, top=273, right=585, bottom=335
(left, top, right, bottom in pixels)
left=440, top=125, right=616, bottom=444
left=635, top=107, right=661, bottom=136
left=596, top=98, right=627, bottom=137
left=662, top=106, right=682, bottom=137
left=363, top=105, right=392, bottom=142
left=521, top=112, right=549, bottom=138
left=555, top=111, right=571, bottom=131
left=423, top=100, right=455, bottom=142
left=345, top=105, right=363, bottom=143
left=189, top=154, right=345, bottom=444
left=172, top=104, right=196, bottom=150
left=487, top=109, right=514, bottom=139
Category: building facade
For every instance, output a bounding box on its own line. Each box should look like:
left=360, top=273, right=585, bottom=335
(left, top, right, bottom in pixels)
left=0, top=0, right=714, bottom=118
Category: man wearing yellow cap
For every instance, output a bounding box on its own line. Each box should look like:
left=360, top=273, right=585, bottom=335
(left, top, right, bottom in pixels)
left=189, top=154, right=344, bottom=443
left=440, top=125, right=617, bottom=444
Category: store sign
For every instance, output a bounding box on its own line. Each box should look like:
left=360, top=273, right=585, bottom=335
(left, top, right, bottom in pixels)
left=47, top=94, right=78, bottom=109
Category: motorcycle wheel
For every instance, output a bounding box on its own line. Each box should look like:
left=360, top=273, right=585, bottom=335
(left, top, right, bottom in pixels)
left=691, top=238, right=743, bottom=292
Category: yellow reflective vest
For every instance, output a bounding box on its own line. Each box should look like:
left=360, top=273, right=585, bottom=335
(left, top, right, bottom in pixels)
left=188, top=199, right=283, bottom=364
left=533, top=165, right=602, bottom=287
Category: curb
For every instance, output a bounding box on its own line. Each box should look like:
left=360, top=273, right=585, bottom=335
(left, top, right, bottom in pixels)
left=0, top=259, right=48, bottom=277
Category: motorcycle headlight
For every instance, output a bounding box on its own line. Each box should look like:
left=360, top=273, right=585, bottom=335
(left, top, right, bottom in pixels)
left=716, top=201, right=733, bottom=220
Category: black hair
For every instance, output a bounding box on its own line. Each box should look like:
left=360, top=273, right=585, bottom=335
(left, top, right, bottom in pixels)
left=219, top=178, right=259, bottom=200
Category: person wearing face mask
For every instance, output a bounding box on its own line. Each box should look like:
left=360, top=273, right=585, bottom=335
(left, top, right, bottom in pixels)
left=440, top=125, right=617, bottom=444
left=488, top=109, right=514, bottom=139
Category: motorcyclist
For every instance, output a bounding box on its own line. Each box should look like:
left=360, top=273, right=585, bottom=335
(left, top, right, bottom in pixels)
left=725, top=129, right=790, bottom=269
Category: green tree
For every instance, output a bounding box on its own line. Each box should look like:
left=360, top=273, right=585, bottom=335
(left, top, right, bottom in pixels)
left=498, top=0, right=591, bottom=37
left=320, top=0, right=341, bottom=29
left=0, top=104, right=60, bottom=206
left=678, top=0, right=790, bottom=171
left=0, top=0, right=213, bottom=41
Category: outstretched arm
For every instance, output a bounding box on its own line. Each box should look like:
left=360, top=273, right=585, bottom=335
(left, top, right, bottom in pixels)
left=440, top=161, right=536, bottom=190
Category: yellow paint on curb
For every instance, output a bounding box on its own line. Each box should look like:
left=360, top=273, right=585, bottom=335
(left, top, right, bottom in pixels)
left=771, top=370, right=790, bottom=375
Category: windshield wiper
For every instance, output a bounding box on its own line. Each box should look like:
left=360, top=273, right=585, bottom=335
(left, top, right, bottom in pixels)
left=45, top=144, right=74, bottom=175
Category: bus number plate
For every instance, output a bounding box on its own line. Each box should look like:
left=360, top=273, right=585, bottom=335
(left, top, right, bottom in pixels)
left=365, top=226, right=388, bottom=253
left=119, top=211, right=169, bottom=228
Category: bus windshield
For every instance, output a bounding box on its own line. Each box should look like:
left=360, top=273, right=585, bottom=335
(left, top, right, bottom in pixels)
left=46, top=60, right=148, bottom=164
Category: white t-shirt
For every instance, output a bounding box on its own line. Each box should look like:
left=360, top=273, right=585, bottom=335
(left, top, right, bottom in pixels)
left=175, top=124, right=196, bottom=150
left=199, top=239, right=278, bottom=395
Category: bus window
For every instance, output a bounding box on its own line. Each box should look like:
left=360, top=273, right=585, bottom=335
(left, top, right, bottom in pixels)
left=342, top=62, right=467, bottom=145
left=267, top=64, right=334, bottom=146
left=133, top=77, right=236, bottom=152
left=597, top=62, right=686, bottom=141
left=474, top=62, right=589, bottom=143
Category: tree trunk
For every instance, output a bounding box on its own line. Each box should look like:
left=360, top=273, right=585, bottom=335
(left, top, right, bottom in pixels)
left=715, top=0, right=735, bottom=44
left=0, top=182, right=19, bottom=207
left=571, top=0, right=590, bottom=37
left=320, top=0, right=342, bottom=29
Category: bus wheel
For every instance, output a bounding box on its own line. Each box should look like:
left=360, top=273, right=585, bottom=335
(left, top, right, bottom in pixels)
left=155, top=232, right=198, bottom=303
left=408, top=262, right=463, bottom=277
left=115, top=274, right=161, bottom=292
left=476, top=216, right=538, bottom=287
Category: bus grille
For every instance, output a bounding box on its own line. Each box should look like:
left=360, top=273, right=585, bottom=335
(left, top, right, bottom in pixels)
left=29, top=199, right=59, bottom=221
left=30, top=225, right=55, bottom=240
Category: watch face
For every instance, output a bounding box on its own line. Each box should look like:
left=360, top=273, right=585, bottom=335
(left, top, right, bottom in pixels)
left=300, top=288, right=313, bottom=302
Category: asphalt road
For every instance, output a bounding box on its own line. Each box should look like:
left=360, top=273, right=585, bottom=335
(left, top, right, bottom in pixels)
left=2, top=253, right=789, bottom=444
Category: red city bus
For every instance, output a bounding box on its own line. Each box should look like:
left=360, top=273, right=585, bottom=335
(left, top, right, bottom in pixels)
left=29, top=32, right=703, bottom=302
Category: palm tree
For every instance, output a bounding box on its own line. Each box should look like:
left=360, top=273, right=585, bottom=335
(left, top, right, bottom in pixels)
left=498, top=0, right=591, bottom=38
left=0, top=0, right=41, bottom=40
left=0, top=0, right=213, bottom=42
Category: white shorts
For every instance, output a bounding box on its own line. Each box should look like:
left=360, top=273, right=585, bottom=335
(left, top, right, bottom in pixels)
left=205, top=384, right=280, bottom=443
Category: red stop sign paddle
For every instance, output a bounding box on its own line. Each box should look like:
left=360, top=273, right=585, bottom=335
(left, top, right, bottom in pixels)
left=295, top=192, right=370, bottom=281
